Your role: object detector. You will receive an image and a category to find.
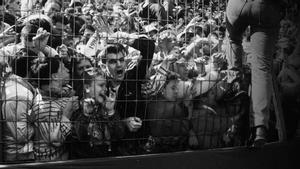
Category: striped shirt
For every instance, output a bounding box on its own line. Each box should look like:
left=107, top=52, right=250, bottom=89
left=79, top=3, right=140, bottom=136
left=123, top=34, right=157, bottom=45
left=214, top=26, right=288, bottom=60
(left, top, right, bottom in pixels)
left=32, top=95, right=72, bottom=161
left=1, top=74, right=36, bottom=162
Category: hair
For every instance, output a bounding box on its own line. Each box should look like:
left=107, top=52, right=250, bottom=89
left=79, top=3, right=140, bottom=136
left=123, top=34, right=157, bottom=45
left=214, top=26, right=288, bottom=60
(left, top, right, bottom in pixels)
left=82, top=68, right=106, bottom=86
left=76, top=68, right=106, bottom=99
left=159, top=29, right=176, bottom=40
left=1, top=12, right=16, bottom=26
left=30, top=57, right=62, bottom=87
left=25, top=15, right=53, bottom=33
left=21, top=23, right=39, bottom=42
left=69, top=56, right=94, bottom=79
left=70, top=1, right=83, bottom=7
left=51, top=13, right=69, bottom=25
left=45, top=0, right=62, bottom=8
left=10, top=49, right=38, bottom=78
left=99, top=43, right=128, bottom=64
left=79, top=24, right=95, bottom=34
left=68, top=15, right=85, bottom=36
left=0, top=0, right=5, bottom=5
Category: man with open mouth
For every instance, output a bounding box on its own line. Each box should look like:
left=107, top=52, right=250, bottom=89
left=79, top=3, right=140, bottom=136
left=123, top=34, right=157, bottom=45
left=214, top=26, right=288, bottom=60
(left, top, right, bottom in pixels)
left=99, top=32, right=155, bottom=155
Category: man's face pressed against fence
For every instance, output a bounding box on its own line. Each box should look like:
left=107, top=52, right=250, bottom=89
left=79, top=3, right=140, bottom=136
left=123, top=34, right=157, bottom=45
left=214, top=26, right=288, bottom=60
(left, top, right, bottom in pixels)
left=106, top=52, right=126, bottom=81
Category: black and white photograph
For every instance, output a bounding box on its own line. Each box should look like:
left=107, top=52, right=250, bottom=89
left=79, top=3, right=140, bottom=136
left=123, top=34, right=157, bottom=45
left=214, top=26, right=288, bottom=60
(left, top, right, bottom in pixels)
left=0, top=0, right=299, bottom=168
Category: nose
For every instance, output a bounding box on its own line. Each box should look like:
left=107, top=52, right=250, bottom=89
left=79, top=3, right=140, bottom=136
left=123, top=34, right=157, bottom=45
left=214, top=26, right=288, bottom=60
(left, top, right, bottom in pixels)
left=116, top=60, right=122, bottom=67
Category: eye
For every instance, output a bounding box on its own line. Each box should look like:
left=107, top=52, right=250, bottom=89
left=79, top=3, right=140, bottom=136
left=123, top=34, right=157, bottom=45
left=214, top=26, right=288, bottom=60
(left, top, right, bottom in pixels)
left=171, top=85, right=177, bottom=90
left=119, top=57, right=125, bottom=62
left=85, top=65, right=92, bottom=69
left=108, top=59, right=117, bottom=64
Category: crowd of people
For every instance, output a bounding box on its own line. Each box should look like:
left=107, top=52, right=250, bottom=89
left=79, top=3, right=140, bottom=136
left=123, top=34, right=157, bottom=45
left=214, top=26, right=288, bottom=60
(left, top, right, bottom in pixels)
left=0, top=0, right=299, bottom=164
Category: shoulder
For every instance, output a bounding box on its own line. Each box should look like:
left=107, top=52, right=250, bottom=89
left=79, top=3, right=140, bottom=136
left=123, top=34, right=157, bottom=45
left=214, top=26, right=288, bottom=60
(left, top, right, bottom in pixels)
left=4, top=75, right=34, bottom=100
left=0, top=43, right=23, bottom=56
left=149, top=3, right=165, bottom=11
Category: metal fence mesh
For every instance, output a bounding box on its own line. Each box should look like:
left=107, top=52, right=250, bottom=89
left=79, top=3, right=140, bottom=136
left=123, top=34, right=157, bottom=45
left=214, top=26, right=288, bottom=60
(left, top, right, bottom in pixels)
left=0, top=0, right=299, bottom=164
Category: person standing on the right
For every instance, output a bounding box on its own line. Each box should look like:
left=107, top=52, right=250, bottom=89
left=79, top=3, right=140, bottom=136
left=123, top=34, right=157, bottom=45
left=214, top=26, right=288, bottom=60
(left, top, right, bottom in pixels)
left=225, top=0, right=283, bottom=148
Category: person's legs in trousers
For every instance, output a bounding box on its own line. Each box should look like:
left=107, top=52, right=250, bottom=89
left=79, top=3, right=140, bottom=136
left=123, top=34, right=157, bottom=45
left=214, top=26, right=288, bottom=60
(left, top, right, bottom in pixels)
left=249, top=0, right=280, bottom=147
left=225, top=0, right=251, bottom=82
left=226, top=0, right=281, bottom=147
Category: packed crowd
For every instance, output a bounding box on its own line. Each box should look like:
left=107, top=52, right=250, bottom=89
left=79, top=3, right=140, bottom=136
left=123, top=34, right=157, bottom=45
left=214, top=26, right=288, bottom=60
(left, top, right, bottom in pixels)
left=0, top=0, right=298, bottom=164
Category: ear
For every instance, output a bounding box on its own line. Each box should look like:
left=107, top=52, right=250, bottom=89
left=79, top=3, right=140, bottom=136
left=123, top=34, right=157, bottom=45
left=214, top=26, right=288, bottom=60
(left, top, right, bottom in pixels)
left=51, top=72, right=58, bottom=80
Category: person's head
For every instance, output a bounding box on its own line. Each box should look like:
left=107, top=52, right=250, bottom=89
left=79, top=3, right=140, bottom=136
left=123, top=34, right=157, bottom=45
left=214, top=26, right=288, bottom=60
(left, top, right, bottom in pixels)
left=117, top=15, right=138, bottom=33
left=158, top=30, right=177, bottom=53
left=10, top=48, right=38, bottom=78
left=81, top=68, right=107, bottom=104
left=31, top=57, right=70, bottom=91
left=162, top=79, right=178, bottom=101
left=51, top=13, right=70, bottom=35
left=82, top=13, right=93, bottom=25
left=6, top=0, right=21, bottom=17
left=70, top=57, right=93, bottom=79
left=161, top=73, right=192, bottom=101
left=171, top=58, right=195, bottom=81
left=178, top=32, right=195, bottom=45
left=68, top=15, right=85, bottom=36
left=20, top=23, right=39, bottom=48
left=100, top=43, right=128, bottom=81
left=44, top=0, right=62, bottom=17
left=79, top=24, right=95, bottom=44
left=21, top=15, right=52, bottom=46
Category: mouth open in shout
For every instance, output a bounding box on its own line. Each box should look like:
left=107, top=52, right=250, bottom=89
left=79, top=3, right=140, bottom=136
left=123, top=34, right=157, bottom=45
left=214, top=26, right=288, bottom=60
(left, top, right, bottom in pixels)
left=116, top=69, right=124, bottom=75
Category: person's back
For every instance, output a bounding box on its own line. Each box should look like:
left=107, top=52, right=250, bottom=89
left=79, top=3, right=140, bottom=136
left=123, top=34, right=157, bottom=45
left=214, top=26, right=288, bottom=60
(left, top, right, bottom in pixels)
left=1, top=74, right=36, bottom=162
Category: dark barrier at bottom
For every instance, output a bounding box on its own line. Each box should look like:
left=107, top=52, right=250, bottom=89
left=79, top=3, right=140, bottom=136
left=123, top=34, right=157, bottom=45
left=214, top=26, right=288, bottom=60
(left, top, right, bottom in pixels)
left=1, top=139, right=299, bottom=169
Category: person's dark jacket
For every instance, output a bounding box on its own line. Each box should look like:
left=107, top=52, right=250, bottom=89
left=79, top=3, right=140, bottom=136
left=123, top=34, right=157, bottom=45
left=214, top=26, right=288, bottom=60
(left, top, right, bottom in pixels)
left=114, top=38, right=155, bottom=154
left=116, top=38, right=155, bottom=121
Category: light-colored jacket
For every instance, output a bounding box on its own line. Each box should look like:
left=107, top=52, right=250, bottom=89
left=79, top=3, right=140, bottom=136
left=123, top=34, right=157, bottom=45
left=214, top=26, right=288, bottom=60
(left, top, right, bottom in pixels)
left=1, top=74, right=37, bottom=162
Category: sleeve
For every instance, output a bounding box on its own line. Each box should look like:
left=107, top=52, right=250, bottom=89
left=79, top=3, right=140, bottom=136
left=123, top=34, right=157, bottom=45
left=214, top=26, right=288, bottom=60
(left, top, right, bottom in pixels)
left=0, top=46, right=12, bottom=65
left=109, top=112, right=125, bottom=140
left=71, top=113, right=90, bottom=141
left=42, top=46, right=59, bottom=57
left=2, top=98, right=35, bottom=143
left=129, top=38, right=155, bottom=80
left=141, top=63, right=170, bottom=97
left=32, top=101, right=71, bottom=147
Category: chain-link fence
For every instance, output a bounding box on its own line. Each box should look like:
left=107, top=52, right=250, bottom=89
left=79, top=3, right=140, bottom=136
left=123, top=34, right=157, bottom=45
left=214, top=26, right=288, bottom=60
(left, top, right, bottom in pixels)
left=0, top=0, right=299, bottom=164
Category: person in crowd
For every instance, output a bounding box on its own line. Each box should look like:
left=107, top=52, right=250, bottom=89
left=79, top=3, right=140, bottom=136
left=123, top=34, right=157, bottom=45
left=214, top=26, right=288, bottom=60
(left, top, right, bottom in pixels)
left=225, top=0, right=283, bottom=148
left=29, top=57, right=78, bottom=161
left=79, top=24, right=96, bottom=45
left=0, top=0, right=298, bottom=163
left=98, top=32, right=155, bottom=155
left=43, top=0, right=61, bottom=17
left=138, top=0, right=168, bottom=26
left=0, top=16, right=57, bottom=72
left=150, top=29, right=177, bottom=72
left=68, top=56, right=93, bottom=96
left=70, top=68, right=124, bottom=158
left=51, top=13, right=70, bottom=48
left=0, top=50, right=39, bottom=162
